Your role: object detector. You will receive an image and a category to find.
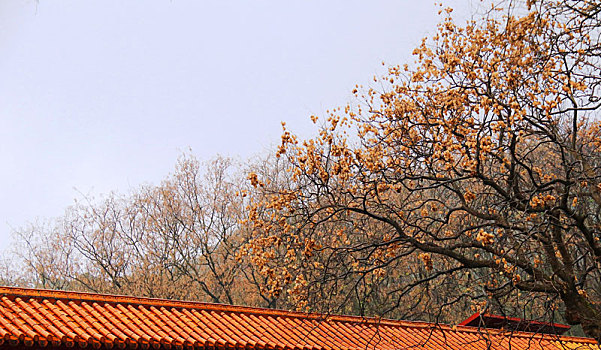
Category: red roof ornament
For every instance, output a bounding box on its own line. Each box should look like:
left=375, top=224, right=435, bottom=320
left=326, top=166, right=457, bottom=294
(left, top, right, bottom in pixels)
left=459, top=312, right=571, bottom=335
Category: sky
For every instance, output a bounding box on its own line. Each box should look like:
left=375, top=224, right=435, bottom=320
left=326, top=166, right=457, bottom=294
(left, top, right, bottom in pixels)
left=0, top=0, right=477, bottom=251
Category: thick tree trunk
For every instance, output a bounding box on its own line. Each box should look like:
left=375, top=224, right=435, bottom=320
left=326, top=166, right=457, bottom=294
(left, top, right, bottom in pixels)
left=563, top=293, right=601, bottom=343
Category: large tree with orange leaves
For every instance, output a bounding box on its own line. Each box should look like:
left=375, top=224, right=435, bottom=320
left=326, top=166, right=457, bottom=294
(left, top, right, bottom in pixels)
left=245, top=0, right=601, bottom=341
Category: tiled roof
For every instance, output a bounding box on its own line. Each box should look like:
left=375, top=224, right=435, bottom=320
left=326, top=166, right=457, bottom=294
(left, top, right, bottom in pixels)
left=0, top=287, right=597, bottom=350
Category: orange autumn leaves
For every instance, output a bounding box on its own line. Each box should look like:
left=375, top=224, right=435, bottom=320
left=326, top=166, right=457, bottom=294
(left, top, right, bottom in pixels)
left=244, top=0, right=601, bottom=338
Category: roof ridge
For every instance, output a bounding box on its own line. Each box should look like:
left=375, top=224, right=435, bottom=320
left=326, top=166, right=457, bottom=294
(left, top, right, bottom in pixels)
left=0, top=286, right=408, bottom=325
left=0, top=286, right=597, bottom=344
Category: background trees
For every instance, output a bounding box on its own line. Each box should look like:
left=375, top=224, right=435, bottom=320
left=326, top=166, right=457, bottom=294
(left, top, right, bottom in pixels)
left=11, top=155, right=280, bottom=308
left=245, top=0, right=601, bottom=341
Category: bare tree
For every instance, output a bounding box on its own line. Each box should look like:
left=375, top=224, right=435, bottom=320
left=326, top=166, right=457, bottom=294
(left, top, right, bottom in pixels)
left=12, top=155, right=278, bottom=307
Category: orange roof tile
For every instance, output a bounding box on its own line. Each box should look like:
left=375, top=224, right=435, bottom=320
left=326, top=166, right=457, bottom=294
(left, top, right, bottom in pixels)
left=0, top=286, right=597, bottom=350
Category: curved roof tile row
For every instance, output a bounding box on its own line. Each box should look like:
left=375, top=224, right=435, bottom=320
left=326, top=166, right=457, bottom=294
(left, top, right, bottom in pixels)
left=0, top=287, right=597, bottom=350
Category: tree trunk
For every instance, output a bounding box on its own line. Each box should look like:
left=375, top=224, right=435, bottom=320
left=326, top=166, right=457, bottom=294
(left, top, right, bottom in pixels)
left=563, top=292, right=601, bottom=343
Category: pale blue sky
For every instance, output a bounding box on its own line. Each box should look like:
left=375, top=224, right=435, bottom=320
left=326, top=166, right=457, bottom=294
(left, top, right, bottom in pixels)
left=0, top=0, right=475, bottom=250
